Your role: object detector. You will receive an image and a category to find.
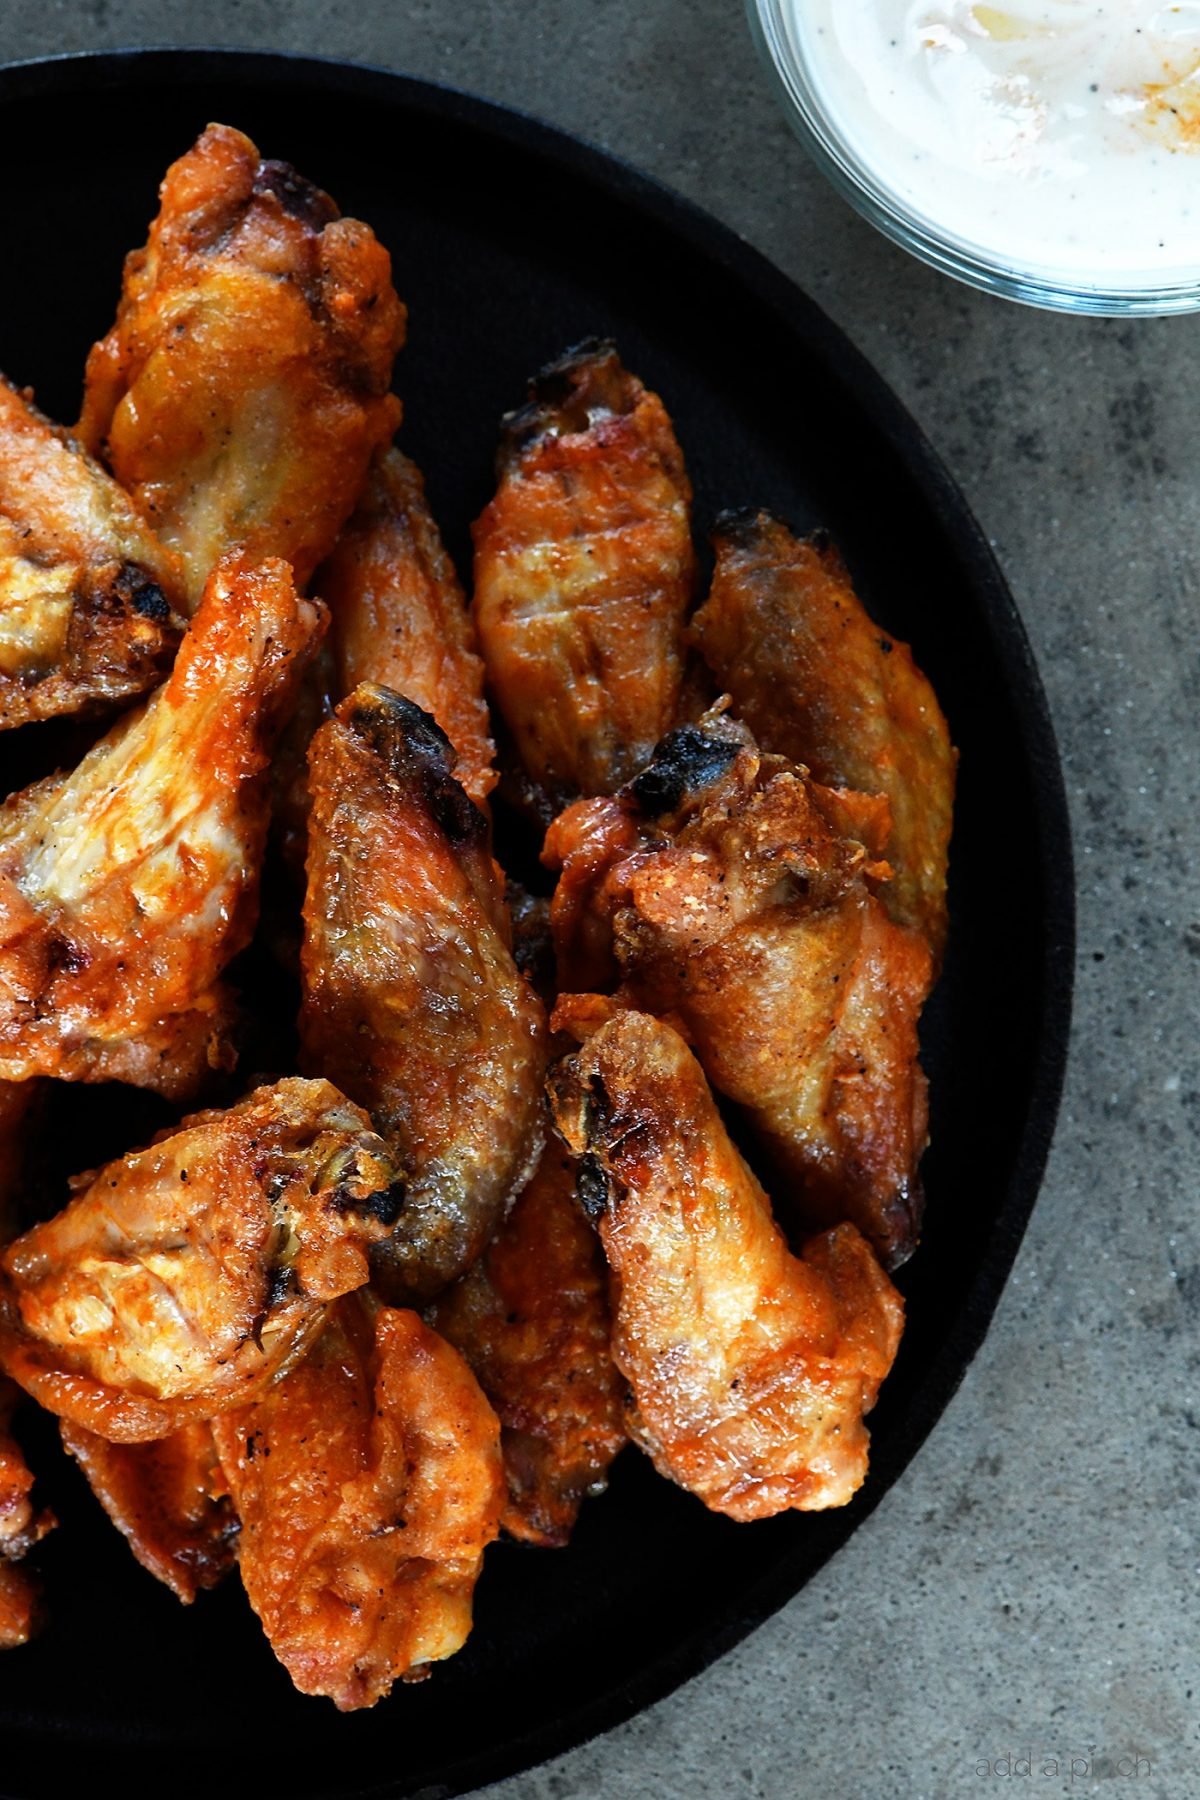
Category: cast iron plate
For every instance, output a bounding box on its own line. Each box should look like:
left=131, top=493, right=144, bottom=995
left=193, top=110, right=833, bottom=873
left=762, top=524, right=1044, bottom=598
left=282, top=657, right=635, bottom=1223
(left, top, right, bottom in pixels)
left=0, top=49, right=1074, bottom=1800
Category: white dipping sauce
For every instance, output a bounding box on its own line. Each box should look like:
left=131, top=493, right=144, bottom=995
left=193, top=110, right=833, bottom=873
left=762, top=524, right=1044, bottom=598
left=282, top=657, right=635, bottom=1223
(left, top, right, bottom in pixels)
left=792, top=2, right=1200, bottom=284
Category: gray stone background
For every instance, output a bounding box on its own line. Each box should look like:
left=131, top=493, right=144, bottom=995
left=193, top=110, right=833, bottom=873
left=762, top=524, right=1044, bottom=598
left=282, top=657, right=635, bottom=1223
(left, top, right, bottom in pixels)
left=1, top=4, right=1195, bottom=1797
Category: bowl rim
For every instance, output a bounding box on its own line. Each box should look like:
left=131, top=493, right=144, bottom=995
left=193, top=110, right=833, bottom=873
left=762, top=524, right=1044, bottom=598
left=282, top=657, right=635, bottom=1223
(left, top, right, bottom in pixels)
left=0, top=45, right=1077, bottom=1798
left=746, top=0, right=1200, bottom=318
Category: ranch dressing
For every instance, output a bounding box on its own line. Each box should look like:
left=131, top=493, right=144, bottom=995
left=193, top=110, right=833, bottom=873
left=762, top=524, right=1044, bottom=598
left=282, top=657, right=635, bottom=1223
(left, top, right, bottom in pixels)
left=791, top=2, right=1200, bottom=283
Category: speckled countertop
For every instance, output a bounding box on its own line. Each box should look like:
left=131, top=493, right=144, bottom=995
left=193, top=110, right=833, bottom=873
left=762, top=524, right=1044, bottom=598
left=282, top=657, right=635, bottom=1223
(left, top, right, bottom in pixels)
left=1, top=6, right=1196, bottom=1797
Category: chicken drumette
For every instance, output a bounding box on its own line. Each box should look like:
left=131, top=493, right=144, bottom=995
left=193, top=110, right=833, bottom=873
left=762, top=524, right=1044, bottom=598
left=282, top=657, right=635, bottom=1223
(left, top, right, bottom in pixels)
left=546, top=712, right=933, bottom=1268
left=212, top=1296, right=504, bottom=1709
left=0, top=1078, right=402, bottom=1442
left=551, top=1001, right=903, bottom=1519
left=300, top=685, right=545, bottom=1302
left=79, top=123, right=405, bottom=610
left=692, top=510, right=956, bottom=960
left=432, top=1138, right=626, bottom=1545
left=0, top=553, right=323, bottom=1094
left=319, top=448, right=495, bottom=807
left=472, top=341, right=694, bottom=820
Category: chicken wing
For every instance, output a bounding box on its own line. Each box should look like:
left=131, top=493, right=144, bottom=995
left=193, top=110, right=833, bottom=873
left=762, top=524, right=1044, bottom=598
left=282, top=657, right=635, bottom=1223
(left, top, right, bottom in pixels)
left=60, top=1418, right=236, bottom=1603
left=0, top=1379, right=54, bottom=1648
left=545, top=713, right=933, bottom=1268
left=0, top=376, right=183, bottom=730
left=0, top=1077, right=402, bottom=1442
left=79, top=123, right=405, bottom=610
left=472, top=340, right=694, bottom=819
left=0, top=553, right=323, bottom=1089
left=692, top=511, right=956, bottom=959
left=211, top=1297, right=504, bottom=1709
left=320, top=448, right=495, bottom=807
left=550, top=1002, right=903, bottom=1519
left=300, top=685, right=546, bottom=1302
left=431, top=1139, right=626, bottom=1546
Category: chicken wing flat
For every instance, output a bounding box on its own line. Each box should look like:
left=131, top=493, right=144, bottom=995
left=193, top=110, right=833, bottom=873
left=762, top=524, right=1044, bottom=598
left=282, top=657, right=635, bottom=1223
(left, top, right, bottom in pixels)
left=0, top=553, right=322, bottom=1089
left=60, top=1418, right=236, bottom=1603
left=550, top=1002, right=903, bottom=1519
left=0, top=376, right=183, bottom=730
left=212, top=1298, right=504, bottom=1709
left=692, top=511, right=956, bottom=959
left=0, top=1077, right=402, bottom=1442
left=79, top=123, right=405, bottom=610
left=300, top=685, right=546, bottom=1302
left=1, top=1379, right=54, bottom=1648
left=320, top=449, right=495, bottom=807
left=472, top=341, right=694, bottom=818
left=546, top=714, right=933, bottom=1268
left=431, top=1139, right=626, bottom=1546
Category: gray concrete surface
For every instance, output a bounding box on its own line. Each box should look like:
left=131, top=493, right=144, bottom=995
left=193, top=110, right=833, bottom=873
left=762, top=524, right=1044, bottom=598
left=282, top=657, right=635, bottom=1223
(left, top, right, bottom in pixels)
left=1, top=5, right=1196, bottom=1797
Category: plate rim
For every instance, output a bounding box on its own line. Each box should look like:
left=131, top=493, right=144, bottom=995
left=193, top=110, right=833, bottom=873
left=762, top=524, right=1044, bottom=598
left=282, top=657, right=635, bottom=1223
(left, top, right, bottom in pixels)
left=0, top=45, right=1076, bottom=1800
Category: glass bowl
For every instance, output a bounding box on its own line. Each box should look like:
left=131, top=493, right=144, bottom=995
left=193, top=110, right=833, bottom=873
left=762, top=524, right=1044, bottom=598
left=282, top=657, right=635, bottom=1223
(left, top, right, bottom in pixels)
left=747, top=0, right=1200, bottom=317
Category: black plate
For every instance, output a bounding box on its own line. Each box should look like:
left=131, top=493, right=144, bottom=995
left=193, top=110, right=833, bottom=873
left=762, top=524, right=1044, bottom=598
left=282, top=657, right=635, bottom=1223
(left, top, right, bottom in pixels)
left=0, top=49, right=1074, bottom=1800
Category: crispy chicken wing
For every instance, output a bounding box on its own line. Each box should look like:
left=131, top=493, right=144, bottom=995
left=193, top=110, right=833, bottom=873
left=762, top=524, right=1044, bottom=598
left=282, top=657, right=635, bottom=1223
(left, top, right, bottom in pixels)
left=692, top=511, right=956, bottom=959
left=472, top=341, right=694, bottom=819
left=79, top=123, right=405, bottom=610
left=320, top=449, right=495, bottom=807
left=0, top=376, right=183, bottom=730
left=550, top=1002, right=903, bottom=1519
left=300, top=685, right=546, bottom=1302
left=0, top=553, right=322, bottom=1090
left=0, top=1379, right=54, bottom=1648
left=546, top=714, right=933, bottom=1268
left=432, top=1139, right=626, bottom=1546
left=60, top=1418, right=237, bottom=1603
left=0, top=1078, right=402, bottom=1442
left=212, top=1297, right=504, bottom=1709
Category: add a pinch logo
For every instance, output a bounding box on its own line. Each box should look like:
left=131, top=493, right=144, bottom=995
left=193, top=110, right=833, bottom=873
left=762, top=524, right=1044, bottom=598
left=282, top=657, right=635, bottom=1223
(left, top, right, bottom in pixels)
left=973, top=1745, right=1155, bottom=1780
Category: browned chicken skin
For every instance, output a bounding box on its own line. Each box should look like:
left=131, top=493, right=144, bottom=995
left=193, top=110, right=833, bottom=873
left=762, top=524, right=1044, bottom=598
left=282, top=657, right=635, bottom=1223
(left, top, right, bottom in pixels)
left=0, top=1078, right=402, bottom=1442
left=546, top=713, right=933, bottom=1268
left=550, top=1002, right=904, bottom=1519
left=320, top=448, right=496, bottom=806
left=432, top=1138, right=626, bottom=1545
left=692, top=511, right=956, bottom=959
left=79, top=123, right=405, bottom=610
left=0, top=553, right=323, bottom=1092
left=212, top=1297, right=504, bottom=1710
left=0, top=1379, right=54, bottom=1648
left=472, top=341, right=695, bottom=819
left=60, top=1418, right=237, bottom=1602
left=0, top=376, right=183, bottom=730
left=300, top=685, right=546, bottom=1302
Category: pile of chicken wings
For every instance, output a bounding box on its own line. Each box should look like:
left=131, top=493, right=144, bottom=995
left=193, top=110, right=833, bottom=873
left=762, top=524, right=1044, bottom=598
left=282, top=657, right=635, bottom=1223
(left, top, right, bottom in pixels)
left=0, top=123, right=955, bottom=1708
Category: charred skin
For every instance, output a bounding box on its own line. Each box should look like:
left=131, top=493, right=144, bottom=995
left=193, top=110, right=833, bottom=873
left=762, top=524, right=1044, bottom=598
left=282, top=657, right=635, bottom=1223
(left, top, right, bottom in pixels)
left=60, top=1418, right=237, bottom=1603
left=0, top=554, right=323, bottom=1091
left=0, top=376, right=184, bottom=729
left=431, top=1138, right=626, bottom=1546
left=212, top=1297, right=504, bottom=1709
left=79, top=123, right=405, bottom=610
left=301, top=686, right=546, bottom=1302
left=550, top=1003, right=904, bottom=1520
left=0, top=1379, right=54, bottom=1649
left=693, top=511, right=956, bottom=960
left=472, top=341, right=695, bottom=820
left=320, top=448, right=495, bottom=807
left=0, top=1078, right=402, bottom=1442
left=546, top=713, right=933, bottom=1269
